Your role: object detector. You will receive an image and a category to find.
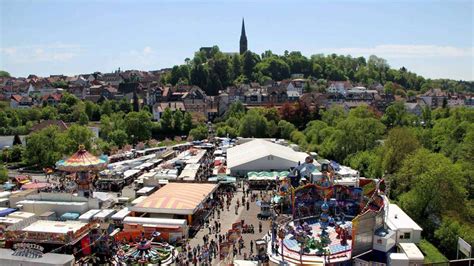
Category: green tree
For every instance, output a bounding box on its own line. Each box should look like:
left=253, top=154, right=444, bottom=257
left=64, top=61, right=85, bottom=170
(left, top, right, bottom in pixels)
left=160, top=108, right=173, bottom=133
left=118, top=99, right=132, bottom=113
left=78, top=111, right=89, bottom=125
left=382, top=102, right=409, bottom=127
left=189, top=123, right=208, bottom=140
left=182, top=112, right=193, bottom=133
left=321, top=106, right=347, bottom=127
left=216, top=125, right=238, bottom=138
left=0, top=163, right=8, bottom=183
left=433, top=217, right=474, bottom=259
left=345, top=149, right=383, bottom=179
left=255, top=56, right=290, bottom=81
left=84, top=101, right=101, bottom=121
left=61, top=93, right=79, bottom=106
left=23, top=126, right=65, bottom=168
left=190, top=64, right=209, bottom=91
left=239, top=109, right=268, bottom=138
left=7, top=110, right=21, bottom=127
left=64, top=124, right=94, bottom=154
left=173, top=109, right=184, bottom=133
left=124, top=111, right=152, bottom=143
left=0, top=70, right=11, bottom=78
left=225, top=101, right=246, bottom=119
left=320, top=115, right=385, bottom=162
left=290, top=130, right=308, bottom=149
left=108, top=129, right=128, bottom=147
left=28, top=108, right=42, bottom=123
left=40, top=106, right=58, bottom=120
left=101, top=100, right=114, bottom=116
left=304, top=120, right=329, bottom=146
left=0, top=111, right=10, bottom=127
left=231, top=54, right=242, bottom=81
left=99, top=115, right=113, bottom=140
left=266, top=120, right=278, bottom=138
left=397, top=149, right=467, bottom=234
left=382, top=127, right=420, bottom=174
left=13, top=134, right=22, bottom=146
left=9, top=144, right=24, bottom=162
left=278, top=120, right=296, bottom=140
left=242, top=51, right=259, bottom=80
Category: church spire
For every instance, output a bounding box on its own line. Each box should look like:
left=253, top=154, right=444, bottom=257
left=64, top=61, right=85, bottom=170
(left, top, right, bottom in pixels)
left=239, top=18, right=248, bottom=55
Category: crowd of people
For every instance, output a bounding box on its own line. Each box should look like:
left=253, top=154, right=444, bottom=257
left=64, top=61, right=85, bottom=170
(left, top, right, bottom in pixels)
left=174, top=182, right=272, bottom=265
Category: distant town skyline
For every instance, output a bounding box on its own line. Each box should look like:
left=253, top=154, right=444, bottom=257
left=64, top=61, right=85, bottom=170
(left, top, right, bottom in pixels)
left=1, top=0, right=473, bottom=80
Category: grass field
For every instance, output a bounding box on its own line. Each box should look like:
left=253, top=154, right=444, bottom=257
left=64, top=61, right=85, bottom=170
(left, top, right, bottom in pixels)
left=419, top=239, right=448, bottom=264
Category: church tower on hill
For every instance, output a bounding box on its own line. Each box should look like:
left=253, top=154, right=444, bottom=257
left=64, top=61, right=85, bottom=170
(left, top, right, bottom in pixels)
left=239, top=18, right=248, bottom=55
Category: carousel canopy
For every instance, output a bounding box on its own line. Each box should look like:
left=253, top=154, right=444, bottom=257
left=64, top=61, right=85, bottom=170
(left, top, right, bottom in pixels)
left=56, top=145, right=108, bottom=172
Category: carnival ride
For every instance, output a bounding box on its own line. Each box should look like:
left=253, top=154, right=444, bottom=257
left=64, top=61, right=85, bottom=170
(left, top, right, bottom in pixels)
left=56, top=145, right=108, bottom=197
left=269, top=156, right=386, bottom=264
left=114, top=233, right=175, bottom=265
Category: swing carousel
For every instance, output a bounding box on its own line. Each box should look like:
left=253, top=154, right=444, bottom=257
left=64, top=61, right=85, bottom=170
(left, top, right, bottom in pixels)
left=56, top=145, right=108, bottom=197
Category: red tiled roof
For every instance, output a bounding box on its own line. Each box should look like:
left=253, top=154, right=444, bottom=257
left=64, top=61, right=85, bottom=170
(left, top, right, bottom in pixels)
left=42, top=93, right=63, bottom=101
left=11, top=94, right=22, bottom=102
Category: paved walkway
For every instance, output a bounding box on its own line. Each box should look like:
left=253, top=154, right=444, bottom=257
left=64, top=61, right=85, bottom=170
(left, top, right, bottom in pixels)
left=186, top=186, right=274, bottom=265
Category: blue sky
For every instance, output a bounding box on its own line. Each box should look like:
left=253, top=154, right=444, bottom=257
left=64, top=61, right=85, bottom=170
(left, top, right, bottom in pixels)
left=1, top=0, right=473, bottom=80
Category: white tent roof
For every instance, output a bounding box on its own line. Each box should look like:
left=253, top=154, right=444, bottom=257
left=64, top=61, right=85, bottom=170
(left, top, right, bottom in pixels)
left=227, top=139, right=308, bottom=169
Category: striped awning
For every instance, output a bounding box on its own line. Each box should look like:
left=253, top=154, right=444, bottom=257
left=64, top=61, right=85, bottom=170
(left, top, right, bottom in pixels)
left=132, top=183, right=217, bottom=215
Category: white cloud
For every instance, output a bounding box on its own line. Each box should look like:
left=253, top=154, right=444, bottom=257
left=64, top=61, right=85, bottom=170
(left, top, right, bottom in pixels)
left=1, top=43, right=81, bottom=63
left=101, top=46, right=158, bottom=71
left=316, top=44, right=474, bottom=59
left=143, top=46, right=153, bottom=55
left=0, top=47, right=17, bottom=56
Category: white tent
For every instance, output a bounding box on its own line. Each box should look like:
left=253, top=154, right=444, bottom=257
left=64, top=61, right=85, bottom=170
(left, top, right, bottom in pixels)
left=227, top=139, right=309, bottom=175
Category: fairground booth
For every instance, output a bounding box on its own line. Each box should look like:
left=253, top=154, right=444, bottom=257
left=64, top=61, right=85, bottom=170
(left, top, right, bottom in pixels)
left=247, top=171, right=289, bottom=190
left=127, top=183, right=218, bottom=243
left=4, top=219, right=97, bottom=254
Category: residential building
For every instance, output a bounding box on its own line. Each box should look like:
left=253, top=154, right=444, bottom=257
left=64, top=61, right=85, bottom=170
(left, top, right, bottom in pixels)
left=41, top=94, right=63, bottom=106
left=405, top=102, right=424, bottom=117
left=327, top=81, right=352, bottom=95
left=10, top=95, right=33, bottom=109
left=419, top=88, right=448, bottom=108
left=152, top=102, right=185, bottom=121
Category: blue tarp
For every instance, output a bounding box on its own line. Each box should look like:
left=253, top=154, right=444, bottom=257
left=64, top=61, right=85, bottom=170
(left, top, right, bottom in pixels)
left=0, top=208, right=17, bottom=217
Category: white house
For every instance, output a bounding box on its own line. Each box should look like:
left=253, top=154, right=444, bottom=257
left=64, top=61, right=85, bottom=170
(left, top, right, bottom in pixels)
left=327, top=81, right=352, bottom=95
left=386, top=204, right=423, bottom=244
